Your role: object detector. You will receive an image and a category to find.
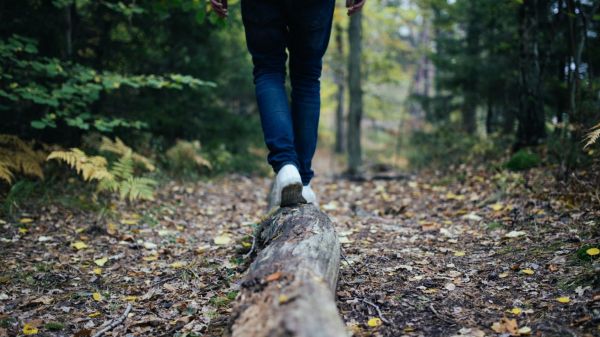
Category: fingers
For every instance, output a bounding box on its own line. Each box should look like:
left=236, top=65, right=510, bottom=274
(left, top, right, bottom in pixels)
left=210, top=0, right=228, bottom=18
left=347, top=0, right=366, bottom=15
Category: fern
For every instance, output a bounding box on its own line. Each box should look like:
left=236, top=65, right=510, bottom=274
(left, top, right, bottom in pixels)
left=0, top=134, right=45, bottom=184
left=584, top=122, right=600, bottom=149
left=99, top=136, right=155, bottom=171
left=47, top=149, right=113, bottom=182
left=49, top=142, right=156, bottom=202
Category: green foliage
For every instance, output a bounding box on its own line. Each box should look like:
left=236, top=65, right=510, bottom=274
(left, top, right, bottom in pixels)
left=505, top=150, right=541, bottom=171
left=2, top=180, right=39, bottom=215
left=44, top=322, right=65, bottom=331
left=0, top=35, right=214, bottom=134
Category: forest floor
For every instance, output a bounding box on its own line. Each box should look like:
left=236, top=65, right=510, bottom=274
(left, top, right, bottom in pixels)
left=0, top=163, right=599, bottom=337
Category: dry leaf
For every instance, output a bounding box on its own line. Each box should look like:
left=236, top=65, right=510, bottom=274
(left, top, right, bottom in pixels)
left=94, top=257, right=108, bottom=266
left=213, top=234, right=232, bottom=245
left=22, top=323, right=38, bottom=335
left=491, top=317, right=518, bottom=335
left=92, top=292, right=102, bottom=301
left=586, top=247, right=599, bottom=256
left=556, top=296, right=570, bottom=303
left=71, top=241, right=89, bottom=250
left=367, top=317, right=382, bottom=327
left=521, top=269, right=534, bottom=275
left=265, top=271, right=282, bottom=282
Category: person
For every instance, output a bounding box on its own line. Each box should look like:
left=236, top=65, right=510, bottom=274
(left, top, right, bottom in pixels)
left=210, top=0, right=366, bottom=208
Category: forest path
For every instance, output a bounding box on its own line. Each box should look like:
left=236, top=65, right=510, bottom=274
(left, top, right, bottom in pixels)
left=0, top=168, right=598, bottom=337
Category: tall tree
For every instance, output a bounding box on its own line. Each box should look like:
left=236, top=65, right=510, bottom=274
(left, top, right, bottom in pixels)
left=334, top=23, right=346, bottom=154
left=347, top=11, right=363, bottom=175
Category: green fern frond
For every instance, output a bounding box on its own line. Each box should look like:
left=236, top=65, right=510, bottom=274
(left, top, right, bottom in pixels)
left=111, top=155, right=134, bottom=180
left=118, top=177, right=157, bottom=201
left=584, top=122, right=600, bottom=149
left=100, top=136, right=155, bottom=171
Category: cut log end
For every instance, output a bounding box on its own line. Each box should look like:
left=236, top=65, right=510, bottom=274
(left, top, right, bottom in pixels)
left=230, top=204, right=347, bottom=337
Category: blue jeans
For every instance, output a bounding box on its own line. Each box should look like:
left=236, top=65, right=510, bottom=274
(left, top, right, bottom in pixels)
left=241, top=0, right=335, bottom=186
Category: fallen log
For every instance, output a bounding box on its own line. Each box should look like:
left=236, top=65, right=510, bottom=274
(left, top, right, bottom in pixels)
left=230, top=204, right=346, bottom=337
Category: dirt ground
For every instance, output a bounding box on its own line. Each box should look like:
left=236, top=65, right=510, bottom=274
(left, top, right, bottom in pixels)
left=0, top=166, right=599, bottom=337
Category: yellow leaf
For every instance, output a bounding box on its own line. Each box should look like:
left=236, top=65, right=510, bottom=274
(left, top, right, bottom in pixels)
left=72, top=241, right=89, bottom=250
left=241, top=241, right=252, bottom=248
left=93, top=268, right=102, bottom=275
left=367, top=317, right=382, bottom=327
left=19, top=228, right=28, bottom=234
left=92, top=292, right=102, bottom=301
left=521, top=269, right=535, bottom=275
left=490, top=203, right=504, bottom=211
left=509, top=307, right=522, bottom=315
left=586, top=247, right=600, bottom=256
left=556, top=296, right=570, bottom=303
left=123, top=296, right=137, bottom=302
left=143, top=254, right=159, bottom=261
left=94, top=257, right=108, bottom=266
left=88, top=311, right=101, bottom=318
left=121, top=219, right=138, bottom=225
left=19, top=218, right=34, bottom=224
left=22, top=323, right=38, bottom=335
left=106, top=222, right=118, bottom=235
left=213, top=234, right=231, bottom=245
left=170, top=261, right=186, bottom=268
left=518, top=326, right=532, bottom=335
left=499, top=272, right=510, bottom=278
left=278, top=294, right=289, bottom=304
left=454, top=251, right=466, bottom=257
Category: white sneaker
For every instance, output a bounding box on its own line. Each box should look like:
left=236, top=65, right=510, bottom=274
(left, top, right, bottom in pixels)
left=302, top=185, right=318, bottom=206
left=269, top=164, right=306, bottom=208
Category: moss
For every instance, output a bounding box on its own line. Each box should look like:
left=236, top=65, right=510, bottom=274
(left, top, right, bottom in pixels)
left=505, top=150, right=541, bottom=171
left=44, top=322, right=65, bottom=331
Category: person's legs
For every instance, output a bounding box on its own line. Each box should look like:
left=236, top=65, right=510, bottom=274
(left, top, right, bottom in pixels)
left=286, top=0, right=335, bottom=186
left=241, top=0, right=299, bottom=174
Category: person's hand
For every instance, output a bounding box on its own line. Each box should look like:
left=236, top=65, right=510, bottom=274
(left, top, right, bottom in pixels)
left=346, top=0, right=366, bottom=16
left=210, top=0, right=228, bottom=18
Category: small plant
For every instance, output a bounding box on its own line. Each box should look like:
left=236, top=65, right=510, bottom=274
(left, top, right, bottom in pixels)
left=505, top=149, right=541, bottom=171
left=164, top=140, right=211, bottom=174
left=0, top=135, right=45, bottom=184
left=584, top=122, right=600, bottom=149
left=47, top=137, right=157, bottom=201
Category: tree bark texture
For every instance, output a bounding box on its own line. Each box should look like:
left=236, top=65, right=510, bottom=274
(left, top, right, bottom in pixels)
left=230, top=204, right=346, bottom=337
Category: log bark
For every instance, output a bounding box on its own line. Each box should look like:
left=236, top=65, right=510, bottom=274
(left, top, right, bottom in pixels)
left=230, top=204, right=346, bottom=337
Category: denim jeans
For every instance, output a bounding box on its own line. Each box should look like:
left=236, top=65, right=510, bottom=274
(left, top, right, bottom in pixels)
left=241, top=0, right=335, bottom=186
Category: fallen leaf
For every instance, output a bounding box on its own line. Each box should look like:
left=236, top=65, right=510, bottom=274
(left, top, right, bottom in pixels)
left=213, top=234, right=232, bottom=245
left=22, top=323, right=38, bottom=335
left=509, top=307, right=522, bottom=315
left=521, top=269, right=535, bottom=275
left=170, top=261, right=186, bottom=268
left=88, top=312, right=101, bottom=318
left=265, top=271, right=282, bottom=282
left=556, top=296, right=570, bottom=303
left=518, top=326, right=532, bottom=335
left=37, top=236, right=53, bottom=242
left=94, top=257, right=108, bottom=266
left=586, top=247, right=599, bottom=256
left=505, top=230, right=527, bottom=238
left=92, top=292, right=102, bottom=301
left=124, top=296, right=138, bottom=302
left=454, top=251, right=466, bottom=257
left=71, top=241, right=89, bottom=250
left=143, top=241, right=157, bottom=250
left=18, top=228, right=28, bottom=234
left=445, top=283, right=456, bottom=291
left=367, top=317, right=382, bottom=327
left=93, top=268, right=102, bottom=275
left=19, top=218, right=34, bottom=224
left=491, top=317, right=518, bottom=335
left=490, top=203, right=504, bottom=211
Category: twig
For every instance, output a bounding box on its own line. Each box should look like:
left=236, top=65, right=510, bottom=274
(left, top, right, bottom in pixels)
left=340, top=248, right=360, bottom=275
left=243, top=234, right=256, bottom=260
left=91, top=303, right=132, bottom=337
left=362, top=299, right=392, bottom=325
left=428, top=304, right=455, bottom=325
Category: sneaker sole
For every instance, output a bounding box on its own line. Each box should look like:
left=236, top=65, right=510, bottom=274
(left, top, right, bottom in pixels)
left=280, top=182, right=306, bottom=207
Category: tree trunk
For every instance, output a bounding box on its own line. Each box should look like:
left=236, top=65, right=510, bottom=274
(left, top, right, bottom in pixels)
left=334, top=23, right=346, bottom=154
left=230, top=204, right=345, bottom=337
left=347, top=11, right=363, bottom=175
left=516, top=0, right=546, bottom=148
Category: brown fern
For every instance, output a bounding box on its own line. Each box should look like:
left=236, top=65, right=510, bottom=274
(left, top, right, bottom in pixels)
left=0, top=135, right=45, bottom=184
left=584, top=122, right=600, bottom=149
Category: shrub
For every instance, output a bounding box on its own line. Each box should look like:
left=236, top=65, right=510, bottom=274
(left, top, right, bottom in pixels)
left=505, top=149, right=541, bottom=171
